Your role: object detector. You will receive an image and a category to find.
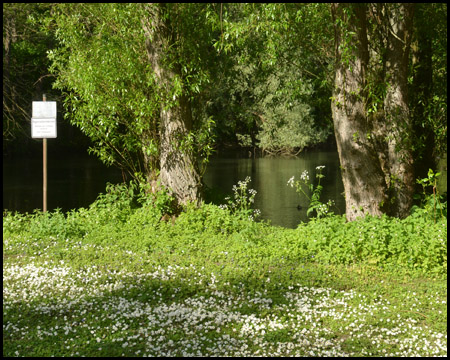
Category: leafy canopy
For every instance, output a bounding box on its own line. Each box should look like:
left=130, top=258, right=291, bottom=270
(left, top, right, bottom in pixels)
left=48, top=3, right=217, bottom=180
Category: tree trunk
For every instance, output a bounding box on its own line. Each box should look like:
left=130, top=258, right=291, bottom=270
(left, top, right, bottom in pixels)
left=374, top=4, right=415, bottom=218
left=410, top=3, right=435, bottom=188
left=331, top=4, right=415, bottom=221
left=331, top=4, right=388, bottom=221
left=332, top=4, right=414, bottom=221
left=159, top=92, right=202, bottom=206
left=143, top=4, right=202, bottom=207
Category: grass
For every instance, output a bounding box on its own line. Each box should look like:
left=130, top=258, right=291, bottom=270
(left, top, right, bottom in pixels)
left=2, top=184, right=447, bottom=357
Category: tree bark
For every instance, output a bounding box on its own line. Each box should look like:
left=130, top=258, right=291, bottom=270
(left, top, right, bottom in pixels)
left=143, top=4, right=202, bottom=207
left=331, top=4, right=415, bottom=221
left=159, top=97, right=202, bottom=206
left=331, top=4, right=388, bottom=221
left=374, top=4, right=415, bottom=218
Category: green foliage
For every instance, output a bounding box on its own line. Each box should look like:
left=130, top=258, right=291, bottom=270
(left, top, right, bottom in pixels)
left=3, top=3, right=58, bottom=151
left=288, top=214, right=447, bottom=275
left=90, top=182, right=138, bottom=219
left=2, top=181, right=170, bottom=254
left=254, top=71, right=328, bottom=155
left=46, top=3, right=217, bottom=182
left=2, top=211, right=30, bottom=237
left=206, top=3, right=332, bottom=154
left=3, top=5, right=447, bottom=354
left=47, top=3, right=158, bottom=178
left=411, top=169, right=447, bottom=222
left=410, top=3, right=447, bottom=161
left=1, top=182, right=447, bottom=357
left=3, top=180, right=447, bottom=277
left=287, top=166, right=336, bottom=219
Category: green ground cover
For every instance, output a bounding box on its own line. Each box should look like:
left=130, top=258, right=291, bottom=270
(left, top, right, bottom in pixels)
left=3, top=183, right=447, bottom=357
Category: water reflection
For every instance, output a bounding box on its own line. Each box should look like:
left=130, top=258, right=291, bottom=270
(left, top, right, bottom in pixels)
left=3, top=149, right=447, bottom=228
left=203, top=150, right=345, bottom=228
left=4, top=150, right=345, bottom=228
left=2, top=153, right=123, bottom=214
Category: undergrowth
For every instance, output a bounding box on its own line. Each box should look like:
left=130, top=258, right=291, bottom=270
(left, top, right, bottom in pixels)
left=3, top=181, right=447, bottom=357
left=3, top=180, right=447, bottom=277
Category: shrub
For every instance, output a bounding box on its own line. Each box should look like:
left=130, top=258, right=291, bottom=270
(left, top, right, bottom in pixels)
left=285, top=214, right=447, bottom=275
left=3, top=180, right=447, bottom=277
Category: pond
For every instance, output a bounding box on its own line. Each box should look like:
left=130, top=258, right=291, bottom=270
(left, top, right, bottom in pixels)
left=202, top=149, right=345, bottom=228
left=2, top=152, right=123, bottom=217
left=3, top=149, right=345, bottom=228
left=3, top=149, right=446, bottom=228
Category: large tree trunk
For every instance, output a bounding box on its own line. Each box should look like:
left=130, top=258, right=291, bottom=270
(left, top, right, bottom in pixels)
left=331, top=4, right=387, bottom=221
left=410, top=4, right=435, bottom=188
left=143, top=4, right=202, bottom=207
left=159, top=94, right=202, bottom=206
left=378, top=4, right=415, bottom=218
left=331, top=4, right=415, bottom=221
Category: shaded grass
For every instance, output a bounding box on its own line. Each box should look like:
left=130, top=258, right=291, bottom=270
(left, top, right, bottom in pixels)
left=3, top=242, right=447, bottom=357
left=3, top=199, right=447, bottom=357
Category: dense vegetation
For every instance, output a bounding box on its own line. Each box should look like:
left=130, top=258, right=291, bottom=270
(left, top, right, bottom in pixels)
left=4, top=4, right=447, bottom=212
left=3, top=4, right=447, bottom=356
left=3, top=182, right=447, bottom=357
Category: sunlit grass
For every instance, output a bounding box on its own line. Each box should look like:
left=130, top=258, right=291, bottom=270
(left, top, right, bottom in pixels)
left=3, top=187, right=447, bottom=357
left=3, top=235, right=447, bottom=357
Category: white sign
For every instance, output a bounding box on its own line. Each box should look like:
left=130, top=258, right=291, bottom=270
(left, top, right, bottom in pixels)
left=32, top=118, right=57, bottom=138
left=32, top=101, right=57, bottom=119
left=31, top=101, right=57, bottom=138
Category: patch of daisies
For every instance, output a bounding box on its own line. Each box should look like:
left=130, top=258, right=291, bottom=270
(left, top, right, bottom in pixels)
left=3, top=260, right=447, bottom=357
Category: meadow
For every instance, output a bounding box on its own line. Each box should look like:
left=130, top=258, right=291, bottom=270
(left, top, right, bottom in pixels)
left=3, top=182, right=447, bottom=357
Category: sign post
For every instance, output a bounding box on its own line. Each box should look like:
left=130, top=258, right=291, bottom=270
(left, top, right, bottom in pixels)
left=31, top=95, right=57, bottom=212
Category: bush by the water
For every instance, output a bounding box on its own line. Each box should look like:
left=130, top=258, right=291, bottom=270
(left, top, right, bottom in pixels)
left=3, top=182, right=447, bottom=276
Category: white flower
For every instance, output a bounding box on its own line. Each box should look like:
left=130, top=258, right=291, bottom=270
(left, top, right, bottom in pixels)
left=300, top=170, right=309, bottom=181
left=316, top=165, right=325, bottom=170
left=287, top=176, right=295, bottom=187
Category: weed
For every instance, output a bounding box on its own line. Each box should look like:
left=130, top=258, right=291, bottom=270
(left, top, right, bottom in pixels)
left=2, top=180, right=447, bottom=357
left=412, top=168, right=447, bottom=223
left=287, top=165, right=336, bottom=219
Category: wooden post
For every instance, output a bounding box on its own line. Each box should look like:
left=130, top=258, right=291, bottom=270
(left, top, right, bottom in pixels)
left=43, top=94, right=47, bottom=212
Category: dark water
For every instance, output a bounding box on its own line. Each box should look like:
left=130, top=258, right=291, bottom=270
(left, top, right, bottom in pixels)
left=5, top=150, right=445, bottom=228
left=3, top=149, right=345, bottom=228
left=202, top=150, right=345, bottom=228
left=3, top=152, right=123, bottom=215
